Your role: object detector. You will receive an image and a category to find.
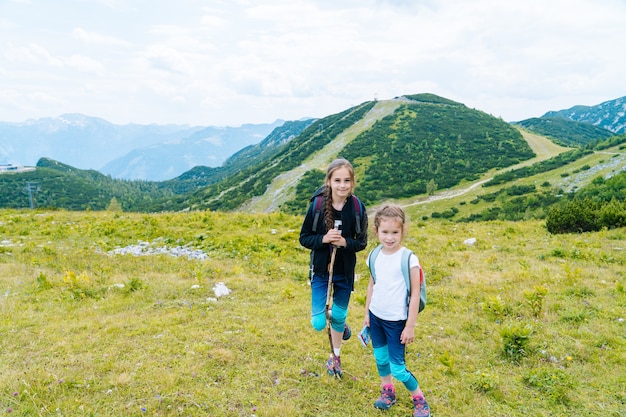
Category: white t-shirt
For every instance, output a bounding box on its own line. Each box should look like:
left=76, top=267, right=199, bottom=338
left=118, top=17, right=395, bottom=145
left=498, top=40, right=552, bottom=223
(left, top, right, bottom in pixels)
left=367, top=247, right=420, bottom=321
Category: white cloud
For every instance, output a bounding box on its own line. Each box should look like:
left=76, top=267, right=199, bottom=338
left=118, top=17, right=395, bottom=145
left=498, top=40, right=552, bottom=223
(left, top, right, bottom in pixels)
left=72, top=27, right=132, bottom=47
left=0, top=0, right=625, bottom=125
left=3, top=42, right=63, bottom=67
left=66, top=54, right=105, bottom=74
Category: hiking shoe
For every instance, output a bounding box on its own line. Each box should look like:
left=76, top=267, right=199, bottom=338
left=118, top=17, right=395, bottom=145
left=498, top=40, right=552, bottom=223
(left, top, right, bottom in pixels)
left=326, top=355, right=343, bottom=378
left=374, top=384, right=396, bottom=410
left=412, top=394, right=430, bottom=417
left=342, top=324, right=352, bottom=340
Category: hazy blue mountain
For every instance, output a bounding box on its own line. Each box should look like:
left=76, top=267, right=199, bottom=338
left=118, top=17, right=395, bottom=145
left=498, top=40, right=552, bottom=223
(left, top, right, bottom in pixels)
left=100, top=121, right=285, bottom=181
left=542, top=95, right=626, bottom=133
left=0, top=114, right=205, bottom=171
left=0, top=114, right=285, bottom=181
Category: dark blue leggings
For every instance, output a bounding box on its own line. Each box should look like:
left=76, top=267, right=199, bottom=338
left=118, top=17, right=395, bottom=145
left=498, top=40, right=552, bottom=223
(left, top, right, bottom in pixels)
left=310, top=273, right=351, bottom=333
left=369, top=311, right=419, bottom=391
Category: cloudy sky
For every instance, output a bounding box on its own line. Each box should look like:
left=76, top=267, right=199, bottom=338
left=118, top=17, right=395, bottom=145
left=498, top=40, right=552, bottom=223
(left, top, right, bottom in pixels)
left=1, top=0, right=625, bottom=127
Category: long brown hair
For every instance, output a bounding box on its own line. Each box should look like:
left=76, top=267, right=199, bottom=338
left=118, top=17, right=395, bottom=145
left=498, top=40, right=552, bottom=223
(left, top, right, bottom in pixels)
left=323, top=158, right=355, bottom=231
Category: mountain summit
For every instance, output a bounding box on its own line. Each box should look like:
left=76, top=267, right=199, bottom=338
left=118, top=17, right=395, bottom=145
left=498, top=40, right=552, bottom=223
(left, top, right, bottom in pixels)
left=542, top=95, right=626, bottom=134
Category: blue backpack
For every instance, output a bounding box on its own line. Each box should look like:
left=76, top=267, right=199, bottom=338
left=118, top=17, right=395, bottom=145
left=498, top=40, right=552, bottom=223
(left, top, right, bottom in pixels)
left=367, top=245, right=427, bottom=313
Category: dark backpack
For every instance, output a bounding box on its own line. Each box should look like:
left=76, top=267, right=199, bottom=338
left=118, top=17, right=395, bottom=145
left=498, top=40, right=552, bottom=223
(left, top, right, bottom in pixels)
left=307, top=188, right=364, bottom=280
left=367, top=244, right=427, bottom=313
left=310, top=189, right=363, bottom=234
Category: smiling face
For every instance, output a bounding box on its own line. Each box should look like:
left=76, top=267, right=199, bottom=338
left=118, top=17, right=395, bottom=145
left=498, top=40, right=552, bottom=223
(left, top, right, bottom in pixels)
left=375, top=216, right=404, bottom=254
left=327, top=166, right=354, bottom=203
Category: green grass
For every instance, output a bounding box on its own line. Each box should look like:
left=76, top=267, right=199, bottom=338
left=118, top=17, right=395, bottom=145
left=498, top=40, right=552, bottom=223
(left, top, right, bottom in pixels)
left=1, top=209, right=625, bottom=416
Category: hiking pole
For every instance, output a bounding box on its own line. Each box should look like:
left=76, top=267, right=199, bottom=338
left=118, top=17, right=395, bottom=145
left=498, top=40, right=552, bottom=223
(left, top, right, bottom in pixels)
left=326, top=245, right=338, bottom=376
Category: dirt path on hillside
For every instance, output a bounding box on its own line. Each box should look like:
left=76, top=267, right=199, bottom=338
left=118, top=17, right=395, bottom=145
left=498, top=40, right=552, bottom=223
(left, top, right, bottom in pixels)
left=242, top=110, right=574, bottom=212
left=402, top=178, right=492, bottom=207
left=242, top=99, right=406, bottom=212
left=400, top=128, right=572, bottom=208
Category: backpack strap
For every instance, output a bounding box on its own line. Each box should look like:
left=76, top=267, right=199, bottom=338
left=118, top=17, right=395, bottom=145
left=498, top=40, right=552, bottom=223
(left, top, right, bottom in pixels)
left=311, top=195, right=324, bottom=232
left=312, top=193, right=363, bottom=234
left=351, top=195, right=362, bottom=234
left=367, top=244, right=383, bottom=282
left=369, top=245, right=426, bottom=312
left=401, top=249, right=413, bottom=306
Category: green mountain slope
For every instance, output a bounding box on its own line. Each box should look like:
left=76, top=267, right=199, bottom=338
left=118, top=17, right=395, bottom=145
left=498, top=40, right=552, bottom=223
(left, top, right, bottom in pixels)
left=239, top=94, right=537, bottom=214
left=2, top=93, right=625, bottom=218
left=400, top=133, right=626, bottom=226
left=340, top=96, right=535, bottom=204
left=514, top=117, right=614, bottom=146
left=0, top=158, right=176, bottom=211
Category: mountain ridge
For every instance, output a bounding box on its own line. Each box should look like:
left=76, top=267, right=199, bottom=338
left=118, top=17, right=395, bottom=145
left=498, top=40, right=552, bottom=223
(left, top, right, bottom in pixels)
left=2, top=93, right=625, bottom=221
left=0, top=115, right=286, bottom=181
left=241, top=98, right=407, bottom=212
left=541, top=95, right=626, bottom=133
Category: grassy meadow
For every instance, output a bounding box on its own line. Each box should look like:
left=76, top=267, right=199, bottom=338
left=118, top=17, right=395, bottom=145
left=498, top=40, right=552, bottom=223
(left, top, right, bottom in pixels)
left=1, top=209, right=625, bottom=416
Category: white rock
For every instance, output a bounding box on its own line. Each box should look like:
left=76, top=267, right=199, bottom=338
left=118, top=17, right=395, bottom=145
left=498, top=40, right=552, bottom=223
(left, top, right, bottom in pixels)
left=213, top=282, right=232, bottom=297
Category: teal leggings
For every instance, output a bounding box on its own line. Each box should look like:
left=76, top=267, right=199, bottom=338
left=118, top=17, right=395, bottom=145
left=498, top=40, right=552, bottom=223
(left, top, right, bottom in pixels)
left=310, top=273, right=351, bottom=332
left=370, top=311, right=418, bottom=392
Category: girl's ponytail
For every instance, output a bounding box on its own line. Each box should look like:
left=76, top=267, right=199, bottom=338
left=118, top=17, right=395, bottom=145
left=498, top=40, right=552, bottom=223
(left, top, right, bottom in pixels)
left=323, top=185, right=334, bottom=231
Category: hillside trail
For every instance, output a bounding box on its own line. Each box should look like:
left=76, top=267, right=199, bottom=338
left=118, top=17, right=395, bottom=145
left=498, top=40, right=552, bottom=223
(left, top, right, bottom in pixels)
left=241, top=98, right=409, bottom=213
left=242, top=104, right=572, bottom=213
left=399, top=128, right=572, bottom=209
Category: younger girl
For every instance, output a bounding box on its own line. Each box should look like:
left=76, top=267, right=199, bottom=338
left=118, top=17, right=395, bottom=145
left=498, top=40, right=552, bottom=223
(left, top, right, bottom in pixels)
left=299, top=158, right=368, bottom=377
left=363, top=204, right=430, bottom=416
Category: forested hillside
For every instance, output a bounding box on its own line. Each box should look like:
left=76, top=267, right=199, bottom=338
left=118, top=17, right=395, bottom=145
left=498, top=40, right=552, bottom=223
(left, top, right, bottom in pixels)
left=515, top=117, right=614, bottom=147
left=341, top=96, right=534, bottom=204
left=0, top=159, right=175, bottom=211
left=282, top=94, right=535, bottom=212
left=1, top=94, right=624, bottom=221
left=411, top=133, right=626, bottom=231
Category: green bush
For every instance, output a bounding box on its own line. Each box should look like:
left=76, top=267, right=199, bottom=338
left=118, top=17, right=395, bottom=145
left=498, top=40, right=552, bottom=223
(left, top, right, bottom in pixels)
left=545, top=198, right=601, bottom=234
left=500, top=323, right=532, bottom=362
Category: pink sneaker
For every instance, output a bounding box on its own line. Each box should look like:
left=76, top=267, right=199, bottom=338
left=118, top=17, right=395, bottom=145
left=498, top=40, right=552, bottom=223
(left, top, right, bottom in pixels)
left=326, top=355, right=342, bottom=378
left=374, top=384, right=396, bottom=410
left=412, top=393, right=430, bottom=417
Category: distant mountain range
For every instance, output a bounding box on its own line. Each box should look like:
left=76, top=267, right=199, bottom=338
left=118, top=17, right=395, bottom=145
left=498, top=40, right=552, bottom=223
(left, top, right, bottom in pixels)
left=542, top=96, right=626, bottom=134
left=0, top=94, right=624, bottom=212
left=98, top=121, right=287, bottom=181
left=0, top=114, right=286, bottom=181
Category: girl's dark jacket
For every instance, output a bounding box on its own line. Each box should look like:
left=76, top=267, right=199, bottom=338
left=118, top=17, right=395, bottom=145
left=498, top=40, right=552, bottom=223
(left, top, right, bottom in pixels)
left=299, top=191, right=368, bottom=290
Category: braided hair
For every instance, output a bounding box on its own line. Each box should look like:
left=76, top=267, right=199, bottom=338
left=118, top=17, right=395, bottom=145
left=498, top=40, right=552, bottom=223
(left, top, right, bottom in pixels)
left=323, top=158, right=356, bottom=231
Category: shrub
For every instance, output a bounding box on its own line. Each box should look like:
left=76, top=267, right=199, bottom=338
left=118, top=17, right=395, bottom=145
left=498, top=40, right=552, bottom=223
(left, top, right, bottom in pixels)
left=545, top=198, right=600, bottom=234
left=500, top=324, right=532, bottom=362
left=481, top=295, right=509, bottom=320
left=524, top=285, right=548, bottom=317
left=598, top=198, right=626, bottom=229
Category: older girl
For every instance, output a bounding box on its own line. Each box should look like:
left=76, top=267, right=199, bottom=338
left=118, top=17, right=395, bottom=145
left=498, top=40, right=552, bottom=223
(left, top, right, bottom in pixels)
left=299, top=158, right=368, bottom=377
